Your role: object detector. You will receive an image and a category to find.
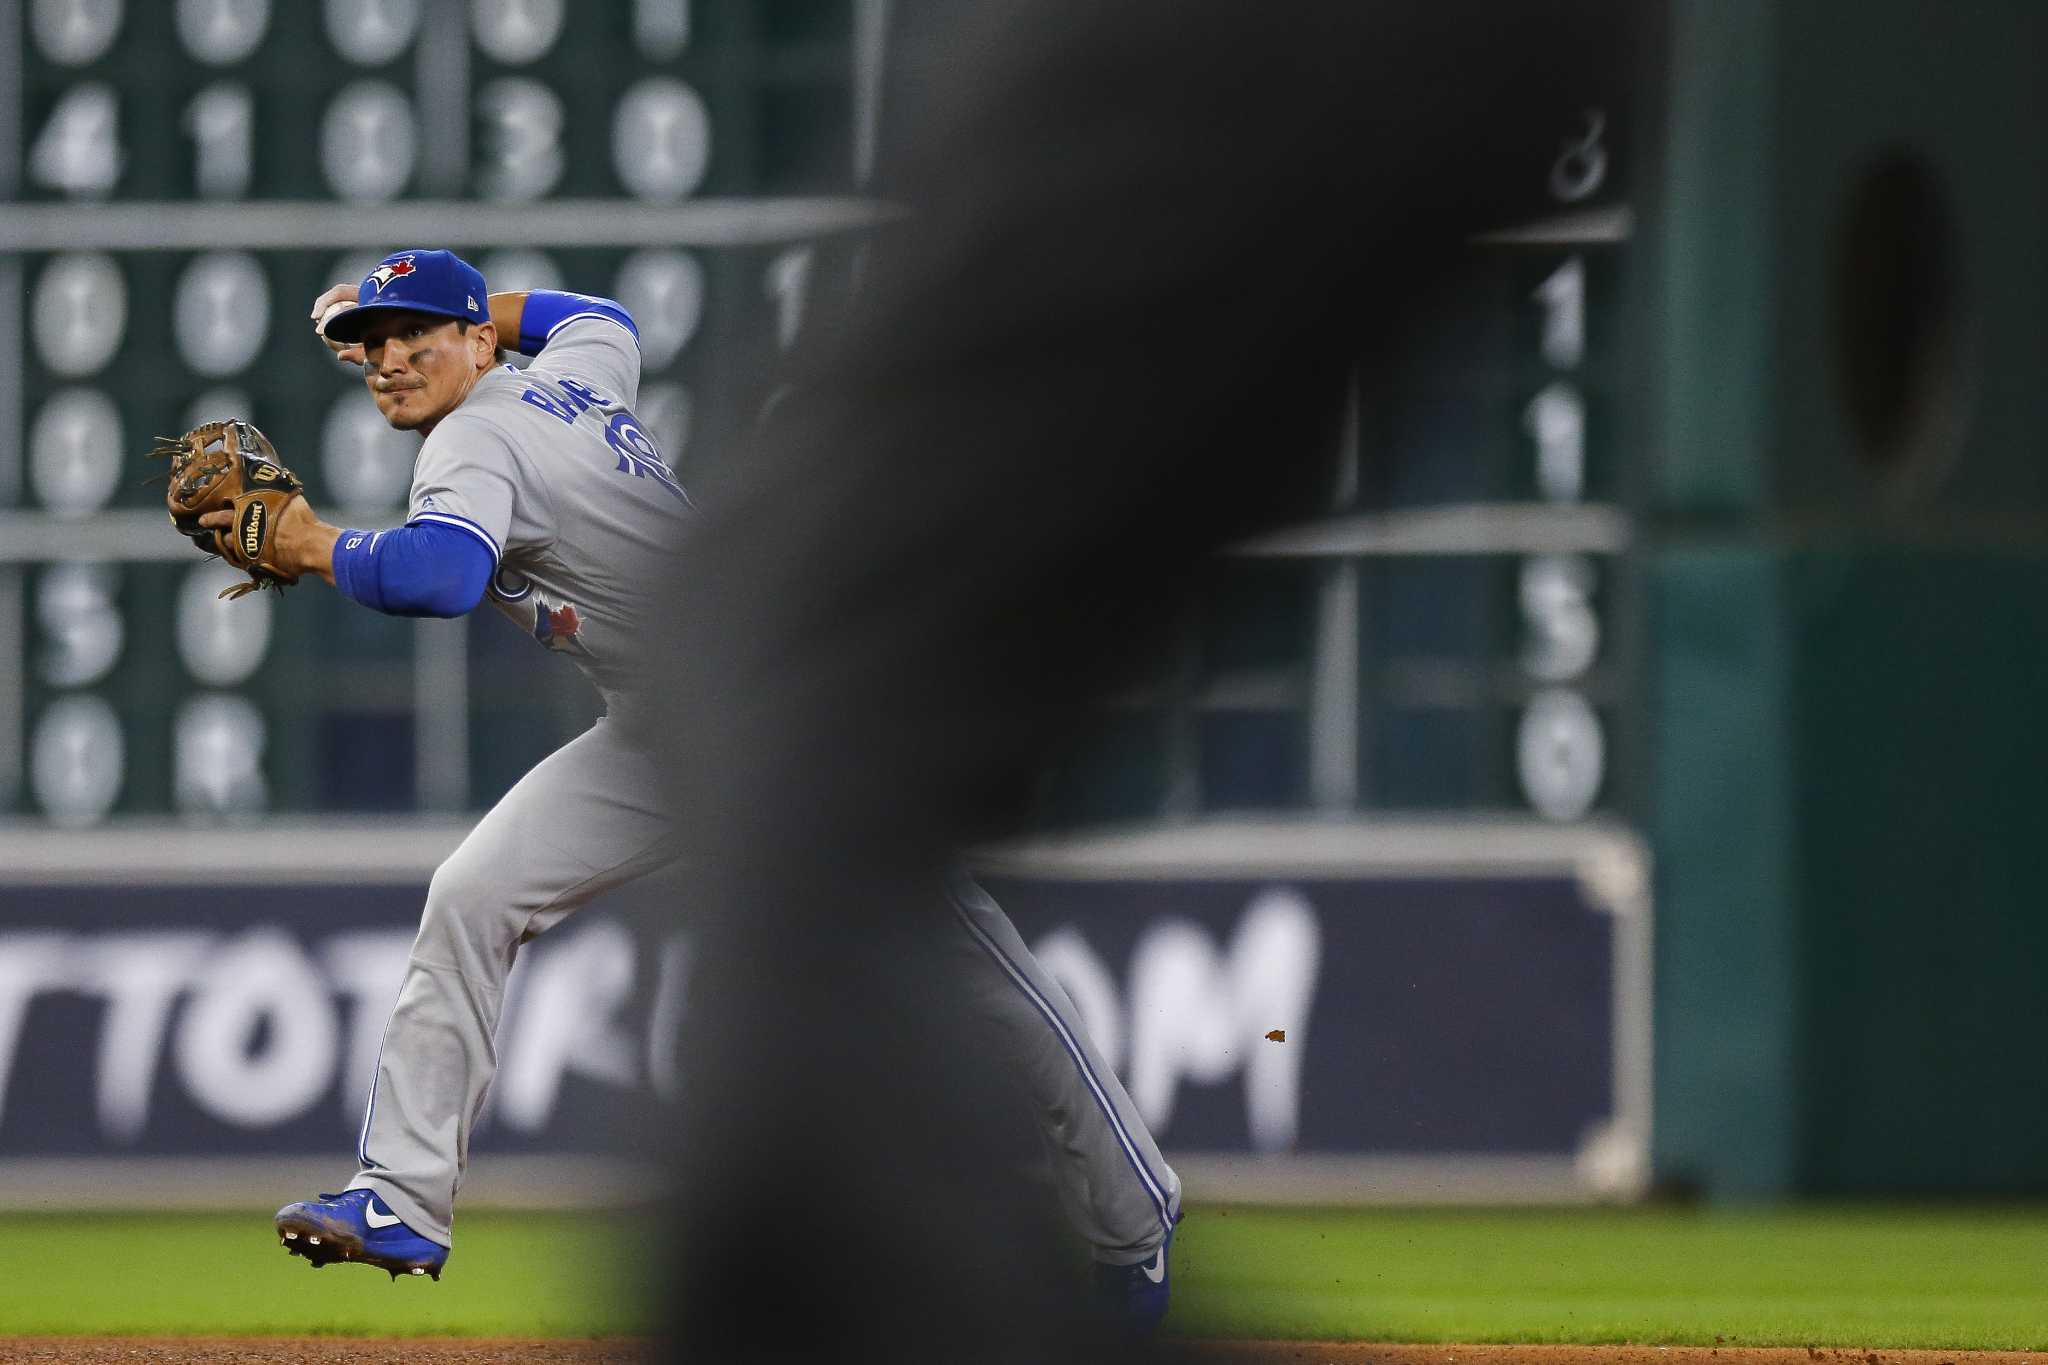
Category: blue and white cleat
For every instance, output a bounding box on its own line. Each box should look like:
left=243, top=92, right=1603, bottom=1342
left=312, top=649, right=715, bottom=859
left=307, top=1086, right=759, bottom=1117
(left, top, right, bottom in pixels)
left=273, top=1189, right=449, bottom=1282
left=1092, top=1225, right=1173, bottom=1336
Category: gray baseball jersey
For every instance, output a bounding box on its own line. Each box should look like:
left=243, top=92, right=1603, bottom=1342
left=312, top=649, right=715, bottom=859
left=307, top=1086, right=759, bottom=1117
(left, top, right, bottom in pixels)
left=345, top=308, right=1179, bottom=1264
left=406, top=315, right=689, bottom=712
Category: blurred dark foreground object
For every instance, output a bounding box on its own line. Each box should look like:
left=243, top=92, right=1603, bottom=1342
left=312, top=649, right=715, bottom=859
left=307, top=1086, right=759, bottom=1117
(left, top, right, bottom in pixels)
left=652, top=1, right=1636, bottom=1359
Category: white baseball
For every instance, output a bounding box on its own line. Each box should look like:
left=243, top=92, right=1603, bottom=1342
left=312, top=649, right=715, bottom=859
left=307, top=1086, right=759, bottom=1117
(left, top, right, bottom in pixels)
left=318, top=300, right=354, bottom=334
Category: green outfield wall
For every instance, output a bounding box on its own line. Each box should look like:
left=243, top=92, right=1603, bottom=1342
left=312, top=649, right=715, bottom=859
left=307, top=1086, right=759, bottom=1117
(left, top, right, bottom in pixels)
left=1649, top=0, right=2048, bottom=1197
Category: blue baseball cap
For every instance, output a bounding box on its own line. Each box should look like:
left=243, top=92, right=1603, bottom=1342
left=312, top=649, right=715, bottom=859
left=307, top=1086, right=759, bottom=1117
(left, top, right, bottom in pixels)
left=322, top=249, right=489, bottom=344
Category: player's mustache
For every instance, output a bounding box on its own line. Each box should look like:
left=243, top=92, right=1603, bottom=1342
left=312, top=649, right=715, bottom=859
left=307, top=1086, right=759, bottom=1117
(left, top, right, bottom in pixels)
left=372, top=375, right=428, bottom=393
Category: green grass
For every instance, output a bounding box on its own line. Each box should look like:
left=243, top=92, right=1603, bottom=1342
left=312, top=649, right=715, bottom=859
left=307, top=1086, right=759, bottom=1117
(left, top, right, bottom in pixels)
left=1173, top=1205, right=2048, bottom=1349
left=0, top=1209, right=659, bottom=1337
left=4, top=1205, right=2047, bottom=1346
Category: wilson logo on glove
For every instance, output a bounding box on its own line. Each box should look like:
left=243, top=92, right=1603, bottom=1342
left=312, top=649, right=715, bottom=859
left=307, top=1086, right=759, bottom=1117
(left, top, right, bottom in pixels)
left=240, top=502, right=267, bottom=559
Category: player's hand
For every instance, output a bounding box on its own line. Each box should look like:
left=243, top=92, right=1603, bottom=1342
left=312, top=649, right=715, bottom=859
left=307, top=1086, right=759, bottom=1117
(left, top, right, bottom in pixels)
left=196, top=494, right=336, bottom=584
left=311, top=283, right=365, bottom=367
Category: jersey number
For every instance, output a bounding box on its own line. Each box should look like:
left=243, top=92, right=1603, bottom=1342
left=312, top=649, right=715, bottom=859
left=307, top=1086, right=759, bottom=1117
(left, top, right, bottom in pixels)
left=521, top=378, right=690, bottom=505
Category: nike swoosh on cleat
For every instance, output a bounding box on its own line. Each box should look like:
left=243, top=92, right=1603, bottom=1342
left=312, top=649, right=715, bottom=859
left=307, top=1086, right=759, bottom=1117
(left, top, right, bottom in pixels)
left=363, top=1199, right=403, bottom=1230
left=1141, top=1250, right=1166, bottom=1284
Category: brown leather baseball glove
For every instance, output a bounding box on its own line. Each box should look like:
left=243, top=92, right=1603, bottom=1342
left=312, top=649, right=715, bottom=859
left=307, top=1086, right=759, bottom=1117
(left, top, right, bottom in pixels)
left=150, top=419, right=305, bottom=601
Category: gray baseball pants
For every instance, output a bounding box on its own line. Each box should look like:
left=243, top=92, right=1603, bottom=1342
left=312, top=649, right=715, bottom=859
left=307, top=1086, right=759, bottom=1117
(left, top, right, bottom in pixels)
left=349, top=716, right=1180, bottom=1260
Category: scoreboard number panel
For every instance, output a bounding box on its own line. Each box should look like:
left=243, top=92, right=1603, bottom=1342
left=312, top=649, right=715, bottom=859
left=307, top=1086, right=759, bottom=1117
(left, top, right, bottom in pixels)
left=1512, top=109, right=1630, bottom=824
left=3, top=3, right=1649, bottom=834
left=6, top=230, right=843, bottom=822
left=1048, top=90, right=1645, bottom=831
left=1514, top=116, right=1615, bottom=823
left=1, top=2, right=872, bottom=822
left=1364, top=103, right=1634, bottom=825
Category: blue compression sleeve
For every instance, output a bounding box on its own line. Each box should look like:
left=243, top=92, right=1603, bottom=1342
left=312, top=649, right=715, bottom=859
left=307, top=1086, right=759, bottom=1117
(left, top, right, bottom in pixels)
left=332, top=522, right=494, bottom=618
left=516, top=290, right=639, bottom=356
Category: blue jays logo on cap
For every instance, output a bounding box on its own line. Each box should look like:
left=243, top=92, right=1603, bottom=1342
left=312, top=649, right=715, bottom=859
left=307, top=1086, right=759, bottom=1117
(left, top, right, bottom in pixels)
left=365, top=255, right=418, bottom=294
left=322, top=248, right=490, bottom=344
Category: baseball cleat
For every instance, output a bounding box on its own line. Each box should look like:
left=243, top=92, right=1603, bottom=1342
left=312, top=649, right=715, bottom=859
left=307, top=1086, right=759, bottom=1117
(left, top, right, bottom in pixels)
left=273, top=1189, right=449, bottom=1282
left=1092, top=1225, right=1173, bottom=1337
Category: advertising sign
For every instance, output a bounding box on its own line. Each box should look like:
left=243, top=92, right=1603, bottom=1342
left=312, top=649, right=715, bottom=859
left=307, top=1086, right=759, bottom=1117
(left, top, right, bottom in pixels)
left=0, top=820, right=1648, bottom=1201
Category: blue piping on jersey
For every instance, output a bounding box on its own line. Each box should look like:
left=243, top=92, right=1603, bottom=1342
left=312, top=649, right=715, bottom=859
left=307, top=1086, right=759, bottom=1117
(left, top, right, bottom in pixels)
left=547, top=311, right=639, bottom=345
left=409, top=510, right=503, bottom=564
left=946, top=883, right=1178, bottom=1238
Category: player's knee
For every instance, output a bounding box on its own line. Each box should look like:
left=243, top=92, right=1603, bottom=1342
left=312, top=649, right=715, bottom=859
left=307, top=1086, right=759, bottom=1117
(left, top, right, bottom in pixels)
left=416, top=850, right=503, bottom=953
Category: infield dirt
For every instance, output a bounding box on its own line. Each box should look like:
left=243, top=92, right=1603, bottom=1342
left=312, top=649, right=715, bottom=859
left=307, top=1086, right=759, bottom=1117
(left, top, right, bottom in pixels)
left=3, top=1344, right=2043, bottom=1364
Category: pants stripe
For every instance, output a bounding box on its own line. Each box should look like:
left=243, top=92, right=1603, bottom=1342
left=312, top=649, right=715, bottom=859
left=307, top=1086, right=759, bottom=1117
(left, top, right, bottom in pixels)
left=356, top=1015, right=393, bottom=1171
left=948, top=893, right=1175, bottom=1236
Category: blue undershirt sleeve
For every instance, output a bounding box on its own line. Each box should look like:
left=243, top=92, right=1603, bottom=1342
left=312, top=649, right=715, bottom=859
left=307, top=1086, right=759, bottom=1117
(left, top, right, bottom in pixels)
left=515, top=290, right=639, bottom=356
left=331, top=522, right=495, bottom=618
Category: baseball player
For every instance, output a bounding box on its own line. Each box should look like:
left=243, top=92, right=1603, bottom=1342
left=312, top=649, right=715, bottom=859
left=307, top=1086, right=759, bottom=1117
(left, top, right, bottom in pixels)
left=197, top=249, right=1180, bottom=1326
